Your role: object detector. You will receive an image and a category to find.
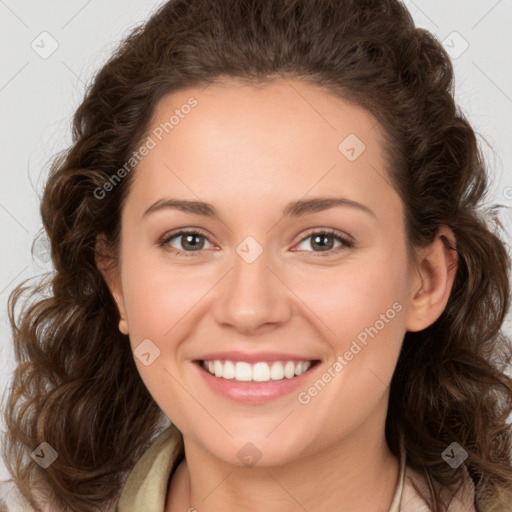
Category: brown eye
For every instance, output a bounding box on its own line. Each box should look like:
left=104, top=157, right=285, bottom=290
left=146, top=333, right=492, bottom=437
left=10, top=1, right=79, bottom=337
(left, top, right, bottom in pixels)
left=294, top=229, right=354, bottom=257
left=159, top=229, right=214, bottom=256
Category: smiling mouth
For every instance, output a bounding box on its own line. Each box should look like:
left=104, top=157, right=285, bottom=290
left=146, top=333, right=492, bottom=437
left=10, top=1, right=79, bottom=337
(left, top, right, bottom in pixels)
left=198, top=359, right=320, bottom=383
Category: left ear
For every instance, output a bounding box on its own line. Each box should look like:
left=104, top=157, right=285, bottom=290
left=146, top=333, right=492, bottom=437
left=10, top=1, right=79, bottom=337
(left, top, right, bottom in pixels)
left=405, top=225, right=459, bottom=332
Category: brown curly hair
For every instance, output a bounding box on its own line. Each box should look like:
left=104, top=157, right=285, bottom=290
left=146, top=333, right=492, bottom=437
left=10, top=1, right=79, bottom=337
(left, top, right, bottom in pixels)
left=2, top=0, right=512, bottom=511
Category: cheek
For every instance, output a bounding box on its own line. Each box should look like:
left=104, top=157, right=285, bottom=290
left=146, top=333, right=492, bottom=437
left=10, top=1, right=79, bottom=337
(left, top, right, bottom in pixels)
left=292, top=252, right=407, bottom=348
left=120, top=245, right=213, bottom=341
left=118, top=249, right=198, bottom=416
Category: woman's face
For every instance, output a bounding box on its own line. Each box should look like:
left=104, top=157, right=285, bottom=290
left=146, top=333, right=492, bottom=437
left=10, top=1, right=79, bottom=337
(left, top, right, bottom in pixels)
left=107, top=78, right=421, bottom=466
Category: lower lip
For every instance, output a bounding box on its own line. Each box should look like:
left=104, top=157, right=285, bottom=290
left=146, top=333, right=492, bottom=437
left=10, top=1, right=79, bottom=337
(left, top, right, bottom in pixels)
left=195, top=361, right=319, bottom=403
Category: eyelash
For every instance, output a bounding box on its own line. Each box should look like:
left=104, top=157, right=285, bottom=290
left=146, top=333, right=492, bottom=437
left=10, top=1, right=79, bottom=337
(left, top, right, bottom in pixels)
left=158, top=228, right=354, bottom=258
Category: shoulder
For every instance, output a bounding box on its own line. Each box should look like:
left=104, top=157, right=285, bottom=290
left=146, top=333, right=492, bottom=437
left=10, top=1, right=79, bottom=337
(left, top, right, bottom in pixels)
left=116, top=424, right=184, bottom=512
left=401, top=463, right=477, bottom=512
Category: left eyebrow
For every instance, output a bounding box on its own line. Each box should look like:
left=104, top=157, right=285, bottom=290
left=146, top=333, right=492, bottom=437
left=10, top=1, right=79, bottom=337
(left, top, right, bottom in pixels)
left=282, top=197, right=376, bottom=219
left=141, top=196, right=376, bottom=220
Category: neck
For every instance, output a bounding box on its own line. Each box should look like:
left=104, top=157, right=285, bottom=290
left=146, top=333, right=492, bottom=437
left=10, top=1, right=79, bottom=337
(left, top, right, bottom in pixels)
left=166, top=402, right=400, bottom=512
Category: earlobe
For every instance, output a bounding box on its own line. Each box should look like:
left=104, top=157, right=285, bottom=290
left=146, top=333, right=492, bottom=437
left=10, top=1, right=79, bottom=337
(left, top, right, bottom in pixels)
left=405, top=226, right=458, bottom=332
left=95, top=233, right=129, bottom=335
left=118, top=319, right=129, bottom=335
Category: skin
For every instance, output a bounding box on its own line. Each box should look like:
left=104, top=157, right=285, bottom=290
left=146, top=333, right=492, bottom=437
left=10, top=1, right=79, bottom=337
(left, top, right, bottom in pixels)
left=97, top=77, right=458, bottom=512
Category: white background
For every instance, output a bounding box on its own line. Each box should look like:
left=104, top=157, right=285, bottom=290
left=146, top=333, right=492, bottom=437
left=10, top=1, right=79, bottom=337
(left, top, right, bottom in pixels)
left=1, top=0, right=512, bottom=481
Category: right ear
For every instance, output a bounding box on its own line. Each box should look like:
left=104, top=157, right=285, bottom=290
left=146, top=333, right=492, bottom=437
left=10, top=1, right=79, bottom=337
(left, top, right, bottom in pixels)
left=95, top=233, right=129, bottom=335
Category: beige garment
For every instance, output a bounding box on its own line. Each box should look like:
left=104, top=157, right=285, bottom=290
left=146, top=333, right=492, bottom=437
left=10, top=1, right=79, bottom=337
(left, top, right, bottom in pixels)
left=115, top=424, right=477, bottom=512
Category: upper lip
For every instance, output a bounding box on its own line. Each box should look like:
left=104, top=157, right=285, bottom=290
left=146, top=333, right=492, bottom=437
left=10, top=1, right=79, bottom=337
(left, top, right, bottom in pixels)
left=196, top=351, right=320, bottom=363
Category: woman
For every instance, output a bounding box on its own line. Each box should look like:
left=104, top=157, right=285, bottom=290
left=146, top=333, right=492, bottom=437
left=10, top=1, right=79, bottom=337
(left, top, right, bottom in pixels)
left=1, top=0, right=511, bottom=511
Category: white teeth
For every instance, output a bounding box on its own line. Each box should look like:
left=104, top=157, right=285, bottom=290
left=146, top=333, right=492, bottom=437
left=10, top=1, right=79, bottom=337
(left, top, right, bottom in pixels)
left=284, top=361, right=296, bottom=379
left=270, top=361, right=284, bottom=380
left=295, top=362, right=309, bottom=376
left=235, top=362, right=252, bottom=381
left=223, top=360, right=235, bottom=379
left=252, top=362, right=270, bottom=381
left=202, top=359, right=313, bottom=382
left=214, top=360, right=223, bottom=377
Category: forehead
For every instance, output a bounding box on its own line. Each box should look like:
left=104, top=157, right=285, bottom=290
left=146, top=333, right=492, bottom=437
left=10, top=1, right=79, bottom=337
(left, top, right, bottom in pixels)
left=125, top=78, right=401, bottom=224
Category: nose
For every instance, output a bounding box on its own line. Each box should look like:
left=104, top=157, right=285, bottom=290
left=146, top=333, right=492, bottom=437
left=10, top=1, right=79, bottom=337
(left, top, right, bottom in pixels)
left=211, top=246, right=293, bottom=335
